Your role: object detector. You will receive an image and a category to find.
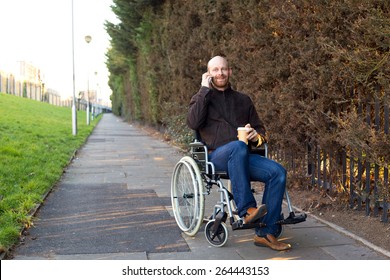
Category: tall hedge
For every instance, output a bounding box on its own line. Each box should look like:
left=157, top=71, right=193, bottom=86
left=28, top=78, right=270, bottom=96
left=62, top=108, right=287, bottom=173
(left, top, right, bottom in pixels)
left=106, top=0, right=390, bottom=184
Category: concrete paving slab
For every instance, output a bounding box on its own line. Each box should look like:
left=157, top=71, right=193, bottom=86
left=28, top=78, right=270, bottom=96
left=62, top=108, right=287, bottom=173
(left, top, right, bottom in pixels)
left=321, top=244, right=386, bottom=260
left=290, top=226, right=355, bottom=248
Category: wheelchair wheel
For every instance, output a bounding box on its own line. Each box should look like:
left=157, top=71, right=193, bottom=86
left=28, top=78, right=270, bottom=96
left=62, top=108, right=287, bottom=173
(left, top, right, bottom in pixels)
left=171, top=156, right=205, bottom=236
left=204, top=220, right=228, bottom=247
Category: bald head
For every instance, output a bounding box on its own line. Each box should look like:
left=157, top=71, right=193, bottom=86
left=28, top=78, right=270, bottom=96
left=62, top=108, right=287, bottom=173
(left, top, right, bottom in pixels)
left=207, top=56, right=229, bottom=71
left=207, top=56, right=232, bottom=90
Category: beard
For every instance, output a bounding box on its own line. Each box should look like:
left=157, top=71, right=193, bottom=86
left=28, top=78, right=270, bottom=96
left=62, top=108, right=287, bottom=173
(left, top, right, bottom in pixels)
left=212, top=75, right=229, bottom=89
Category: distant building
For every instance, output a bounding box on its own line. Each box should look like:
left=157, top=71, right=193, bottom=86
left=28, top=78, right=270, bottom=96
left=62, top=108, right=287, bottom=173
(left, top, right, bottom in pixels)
left=17, top=61, right=42, bottom=83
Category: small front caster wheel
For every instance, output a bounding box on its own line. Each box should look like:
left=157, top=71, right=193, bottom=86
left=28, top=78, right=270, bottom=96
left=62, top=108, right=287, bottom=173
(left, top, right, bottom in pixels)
left=204, top=220, right=228, bottom=247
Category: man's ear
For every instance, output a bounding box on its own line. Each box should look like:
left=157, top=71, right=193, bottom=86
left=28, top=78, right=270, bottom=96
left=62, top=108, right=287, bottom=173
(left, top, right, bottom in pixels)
left=228, top=67, right=233, bottom=76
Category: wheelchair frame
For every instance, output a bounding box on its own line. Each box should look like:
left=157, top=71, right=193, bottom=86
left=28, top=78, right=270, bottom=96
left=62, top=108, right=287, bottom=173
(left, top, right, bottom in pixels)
left=170, top=139, right=306, bottom=247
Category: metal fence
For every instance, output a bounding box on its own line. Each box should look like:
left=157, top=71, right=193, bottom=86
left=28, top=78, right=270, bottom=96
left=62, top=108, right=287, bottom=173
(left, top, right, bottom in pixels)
left=270, top=87, right=389, bottom=223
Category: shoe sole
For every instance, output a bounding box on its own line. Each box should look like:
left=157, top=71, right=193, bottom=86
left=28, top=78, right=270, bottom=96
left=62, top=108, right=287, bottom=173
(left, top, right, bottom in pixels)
left=254, top=241, right=267, bottom=248
left=254, top=241, right=291, bottom=251
left=254, top=238, right=292, bottom=251
left=245, top=206, right=267, bottom=224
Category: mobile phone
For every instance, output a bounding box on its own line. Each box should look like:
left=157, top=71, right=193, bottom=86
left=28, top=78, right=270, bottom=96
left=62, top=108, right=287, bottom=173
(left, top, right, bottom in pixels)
left=208, top=76, right=215, bottom=87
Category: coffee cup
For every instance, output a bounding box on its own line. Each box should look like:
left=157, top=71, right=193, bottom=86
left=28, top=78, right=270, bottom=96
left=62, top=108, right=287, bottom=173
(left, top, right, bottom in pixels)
left=237, top=127, right=250, bottom=144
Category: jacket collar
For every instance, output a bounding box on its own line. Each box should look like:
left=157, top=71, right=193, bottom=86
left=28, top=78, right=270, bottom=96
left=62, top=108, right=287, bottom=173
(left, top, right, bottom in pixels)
left=212, top=83, right=233, bottom=93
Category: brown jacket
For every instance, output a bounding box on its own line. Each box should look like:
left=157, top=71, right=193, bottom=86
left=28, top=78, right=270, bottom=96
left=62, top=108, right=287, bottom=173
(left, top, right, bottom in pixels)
left=187, top=85, right=266, bottom=150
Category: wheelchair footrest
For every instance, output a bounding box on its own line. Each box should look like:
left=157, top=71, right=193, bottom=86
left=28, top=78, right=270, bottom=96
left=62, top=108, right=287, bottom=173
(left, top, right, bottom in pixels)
left=278, top=212, right=307, bottom=225
left=232, top=220, right=266, bottom=230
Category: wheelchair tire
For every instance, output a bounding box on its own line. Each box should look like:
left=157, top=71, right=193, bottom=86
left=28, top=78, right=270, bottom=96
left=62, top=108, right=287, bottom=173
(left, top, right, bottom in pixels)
left=171, top=156, right=205, bottom=236
left=204, top=220, right=228, bottom=247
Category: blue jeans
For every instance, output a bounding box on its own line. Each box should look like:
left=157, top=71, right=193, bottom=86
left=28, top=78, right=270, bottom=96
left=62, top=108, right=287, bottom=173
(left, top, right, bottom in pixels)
left=208, top=140, right=286, bottom=237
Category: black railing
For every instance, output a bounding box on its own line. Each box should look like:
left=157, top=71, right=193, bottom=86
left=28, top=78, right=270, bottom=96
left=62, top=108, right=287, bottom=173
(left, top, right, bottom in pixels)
left=270, top=87, right=389, bottom=223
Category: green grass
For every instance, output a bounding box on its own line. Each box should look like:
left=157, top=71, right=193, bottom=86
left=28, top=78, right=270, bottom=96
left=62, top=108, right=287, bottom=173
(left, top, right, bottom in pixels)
left=0, top=93, right=101, bottom=252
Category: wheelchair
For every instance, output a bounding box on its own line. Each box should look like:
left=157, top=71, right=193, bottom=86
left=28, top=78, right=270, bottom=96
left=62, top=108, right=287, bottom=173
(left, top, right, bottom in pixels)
left=170, top=137, right=307, bottom=247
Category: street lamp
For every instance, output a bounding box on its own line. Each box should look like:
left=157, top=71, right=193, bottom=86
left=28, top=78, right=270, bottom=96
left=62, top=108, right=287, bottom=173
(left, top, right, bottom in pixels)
left=92, top=71, right=98, bottom=120
left=71, top=0, right=77, bottom=135
left=85, top=35, right=92, bottom=125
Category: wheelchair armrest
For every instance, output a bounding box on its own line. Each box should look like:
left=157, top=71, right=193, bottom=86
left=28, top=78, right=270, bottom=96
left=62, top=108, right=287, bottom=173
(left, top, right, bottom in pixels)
left=189, top=140, right=206, bottom=148
left=189, top=140, right=204, bottom=147
left=250, top=143, right=268, bottom=158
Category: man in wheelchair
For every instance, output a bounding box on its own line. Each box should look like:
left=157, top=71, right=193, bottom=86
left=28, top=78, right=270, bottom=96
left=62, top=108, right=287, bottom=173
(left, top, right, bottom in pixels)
left=186, top=55, right=291, bottom=251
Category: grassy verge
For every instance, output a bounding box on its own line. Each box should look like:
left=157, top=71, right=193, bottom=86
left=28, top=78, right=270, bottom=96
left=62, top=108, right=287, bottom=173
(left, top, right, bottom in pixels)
left=0, top=93, right=101, bottom=252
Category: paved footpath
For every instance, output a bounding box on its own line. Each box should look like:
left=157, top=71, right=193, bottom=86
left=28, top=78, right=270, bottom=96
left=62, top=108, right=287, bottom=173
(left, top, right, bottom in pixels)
left=10, top=113, right=390, bottom=260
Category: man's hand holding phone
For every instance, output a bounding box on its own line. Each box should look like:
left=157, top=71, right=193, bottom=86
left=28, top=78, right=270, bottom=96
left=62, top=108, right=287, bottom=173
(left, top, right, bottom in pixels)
left=201, top=72, right=214, bottom=88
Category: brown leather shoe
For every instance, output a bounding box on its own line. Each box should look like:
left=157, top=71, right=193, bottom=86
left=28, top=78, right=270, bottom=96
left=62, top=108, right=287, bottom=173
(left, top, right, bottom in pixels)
left=243, top=204, right=267, bottom=224
left=254, top=234, right=292, bottom=251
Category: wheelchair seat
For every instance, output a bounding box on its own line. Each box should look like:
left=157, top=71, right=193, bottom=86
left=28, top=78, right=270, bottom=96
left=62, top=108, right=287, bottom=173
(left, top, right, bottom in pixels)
left=189, top=140, right=228, bottom=178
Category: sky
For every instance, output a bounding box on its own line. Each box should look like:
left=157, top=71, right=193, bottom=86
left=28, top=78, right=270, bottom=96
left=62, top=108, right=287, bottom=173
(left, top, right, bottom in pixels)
left=0, top=0, right=118, bottom=105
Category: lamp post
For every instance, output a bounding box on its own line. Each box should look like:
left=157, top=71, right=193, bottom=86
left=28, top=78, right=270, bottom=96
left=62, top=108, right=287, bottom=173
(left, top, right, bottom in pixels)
left=71, top=0, right=77, bottom=135
left=85, top=35, right=92, bottom=125
left=93, top=71, right=98, bottom=119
